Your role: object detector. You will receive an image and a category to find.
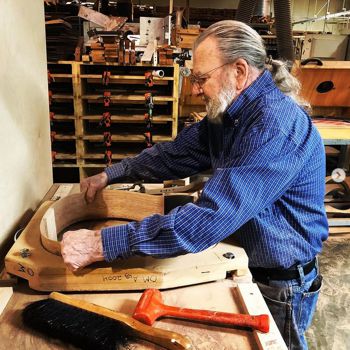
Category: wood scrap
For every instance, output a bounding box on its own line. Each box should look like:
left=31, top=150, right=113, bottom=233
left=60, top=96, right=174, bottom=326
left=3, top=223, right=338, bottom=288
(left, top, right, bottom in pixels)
left=158, top=46, right=174, bottom=65
left=45, top=19, right=79, bottom=61
left=78, top=5, right=127, bottom=31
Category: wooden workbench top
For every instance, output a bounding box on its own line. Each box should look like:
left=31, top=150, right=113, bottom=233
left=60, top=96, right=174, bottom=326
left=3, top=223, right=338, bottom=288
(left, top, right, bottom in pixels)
left=0, top=184, right=286, bottom=349
left=0, top=277, right=286, bottom=350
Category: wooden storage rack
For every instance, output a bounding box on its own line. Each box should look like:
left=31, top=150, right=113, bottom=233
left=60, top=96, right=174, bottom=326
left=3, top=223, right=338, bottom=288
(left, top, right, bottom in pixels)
left=48, top=61, right=179, bottom=181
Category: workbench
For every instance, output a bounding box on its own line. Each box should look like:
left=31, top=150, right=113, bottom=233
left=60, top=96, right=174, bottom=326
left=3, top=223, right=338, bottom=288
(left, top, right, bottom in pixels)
left=0, top=184, right=287, bottom=350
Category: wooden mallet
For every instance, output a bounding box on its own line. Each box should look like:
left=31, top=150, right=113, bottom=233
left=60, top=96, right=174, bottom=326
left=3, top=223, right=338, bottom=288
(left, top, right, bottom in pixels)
left=133, top=289, right=270, bottom=333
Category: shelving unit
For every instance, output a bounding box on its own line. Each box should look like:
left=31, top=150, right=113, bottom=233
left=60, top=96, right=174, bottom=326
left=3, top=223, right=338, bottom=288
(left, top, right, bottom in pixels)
left=48, top=61, right=179, bottom=181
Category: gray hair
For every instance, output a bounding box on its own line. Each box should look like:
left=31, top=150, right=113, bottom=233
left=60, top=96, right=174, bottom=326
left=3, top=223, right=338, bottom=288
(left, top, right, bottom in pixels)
left=194, top=20, right=308, bottom=108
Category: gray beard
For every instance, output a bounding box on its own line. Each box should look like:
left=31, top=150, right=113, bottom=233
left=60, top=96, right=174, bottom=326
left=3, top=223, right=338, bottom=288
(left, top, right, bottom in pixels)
left=205, top=87, right=236, bottom=124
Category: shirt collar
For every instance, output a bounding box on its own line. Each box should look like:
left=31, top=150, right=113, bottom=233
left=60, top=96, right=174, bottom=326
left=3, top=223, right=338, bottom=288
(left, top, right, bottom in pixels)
left=226, top=69, right=277, bottom=122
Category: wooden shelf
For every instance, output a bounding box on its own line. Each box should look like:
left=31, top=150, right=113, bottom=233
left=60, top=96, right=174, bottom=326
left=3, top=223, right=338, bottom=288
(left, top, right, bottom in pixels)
left=54, top=153, right=77, bottom=160
left=82, top=94, right=176, bottom=102
left=52, top=115, right=75, bottom=120
left=80, top=74, right=174, bottom=81
left=83, top=151, right=139, bottom=159
left=50, top=73, right=73, bottom=78
left=81, top=115, right=173, bottom=123
left=52, top=164, right=79, bottom=168
left=48, top=61, right=179, bottom=181
left=83, top=134, right=173, bottom=142
left=51, top=94, right=74, bottom=99
left=52, top=134, right=76, bottom=140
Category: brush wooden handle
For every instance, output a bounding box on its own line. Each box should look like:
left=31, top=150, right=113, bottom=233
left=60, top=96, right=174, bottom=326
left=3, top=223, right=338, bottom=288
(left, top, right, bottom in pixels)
left=50, top=292, right=192, bottom=350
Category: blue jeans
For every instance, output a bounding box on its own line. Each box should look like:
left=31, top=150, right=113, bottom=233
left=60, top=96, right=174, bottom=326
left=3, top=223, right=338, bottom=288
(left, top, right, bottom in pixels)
left=255, top=260, right=322, bottom=350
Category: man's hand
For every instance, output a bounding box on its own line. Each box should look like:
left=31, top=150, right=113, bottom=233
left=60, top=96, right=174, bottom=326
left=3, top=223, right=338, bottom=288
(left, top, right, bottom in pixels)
left=61, top=229, right=105, bottom=272
left=81, top=172, right=108, bottom=203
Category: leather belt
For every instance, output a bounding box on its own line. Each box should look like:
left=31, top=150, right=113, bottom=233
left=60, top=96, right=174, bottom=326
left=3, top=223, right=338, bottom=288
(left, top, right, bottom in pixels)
left=250, top=258, right=316, bottom=283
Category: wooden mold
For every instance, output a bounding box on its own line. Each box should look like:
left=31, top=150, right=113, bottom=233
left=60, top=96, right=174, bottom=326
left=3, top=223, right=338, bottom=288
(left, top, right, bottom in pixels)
left=5, top=190, right=248, bottom=291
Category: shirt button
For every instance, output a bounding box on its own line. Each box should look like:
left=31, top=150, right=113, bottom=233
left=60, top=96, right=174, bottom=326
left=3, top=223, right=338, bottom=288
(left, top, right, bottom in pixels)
left=234, top=119, right=239, bottom=126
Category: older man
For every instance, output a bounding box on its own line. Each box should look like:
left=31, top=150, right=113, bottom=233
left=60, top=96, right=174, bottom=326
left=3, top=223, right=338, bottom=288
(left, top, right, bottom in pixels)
left=62, top=20, right=328, bottom=349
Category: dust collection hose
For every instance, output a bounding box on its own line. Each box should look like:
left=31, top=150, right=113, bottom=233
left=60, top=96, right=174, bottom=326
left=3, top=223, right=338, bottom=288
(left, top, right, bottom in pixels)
left=235, top=0, right=294, bottom=62
left=235, top=0, right=258, bottom=24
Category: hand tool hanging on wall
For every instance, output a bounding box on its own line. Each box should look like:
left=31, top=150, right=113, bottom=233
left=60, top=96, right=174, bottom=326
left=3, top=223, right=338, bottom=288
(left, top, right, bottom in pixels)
left=102, top=70, right=111, bottom=85
left=103, top=131, right=112, bottom=147
left=48, top=69, right=56, bottom=160
left=101, top=69, right=113, bottom=166
left=144, top=71, right=154, bottom=87
left=49, top=111, right=55, bottom=128
left=101, top=99, right=112, bottom=165
left=50, top=131, right=56, bottom=143
left=144, top=92, right=154, bottom=148
left=145, top=70, right=165, bottom=87
left=47, top=70, right=55, bottom=84
left=99, top=111, right=111, bottom=128
left=50, top=131, right=57, bottom=162
left=104, top=149, right=113, bottom=166
left=133, top=289, right=270, bottom=333
left=48, top=90, right=53, bottom=106
left=103, top=91, right=111, bottom=107
left=145, top=92, right=154, bottom=110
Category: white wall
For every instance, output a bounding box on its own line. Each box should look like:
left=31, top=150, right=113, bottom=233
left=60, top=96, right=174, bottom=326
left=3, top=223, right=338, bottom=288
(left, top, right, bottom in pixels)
left=0, top=0, right=53, bottom=254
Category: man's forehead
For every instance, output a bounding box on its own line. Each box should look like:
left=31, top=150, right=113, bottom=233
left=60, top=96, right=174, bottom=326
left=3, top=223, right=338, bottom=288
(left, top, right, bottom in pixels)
left=193, top=37, right=221, bottom=74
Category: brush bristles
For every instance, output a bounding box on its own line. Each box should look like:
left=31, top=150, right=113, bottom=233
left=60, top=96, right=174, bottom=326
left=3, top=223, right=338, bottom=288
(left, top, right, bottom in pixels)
left=22, top=298, right=130, bottom=350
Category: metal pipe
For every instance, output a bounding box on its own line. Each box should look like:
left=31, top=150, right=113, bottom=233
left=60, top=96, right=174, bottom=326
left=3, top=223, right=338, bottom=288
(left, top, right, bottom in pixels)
left=254, top=0, right=271, bottom=17
left=293, top=10, right=350, bottom=24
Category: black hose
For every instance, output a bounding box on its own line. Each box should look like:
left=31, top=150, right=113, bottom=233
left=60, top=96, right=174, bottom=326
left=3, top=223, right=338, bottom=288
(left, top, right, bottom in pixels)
left=235, top=0, right=257, bottom=23
left=274, top=0, right=295, bottom=61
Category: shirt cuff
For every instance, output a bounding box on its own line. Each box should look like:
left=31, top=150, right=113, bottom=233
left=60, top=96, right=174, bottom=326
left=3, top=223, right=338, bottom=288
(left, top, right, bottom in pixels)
left=104, top=163, right=125, bottom=184
left=101, top=225, right=131, bottom=261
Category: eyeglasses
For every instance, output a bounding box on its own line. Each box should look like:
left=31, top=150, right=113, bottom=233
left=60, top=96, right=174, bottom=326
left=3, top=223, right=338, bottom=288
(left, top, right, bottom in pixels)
left=189, top=62, right=231, bottom=88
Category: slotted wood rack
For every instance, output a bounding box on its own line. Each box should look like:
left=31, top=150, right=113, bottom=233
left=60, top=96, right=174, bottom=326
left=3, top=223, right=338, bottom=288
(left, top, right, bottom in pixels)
left=48, top=61, right=179, bottom=180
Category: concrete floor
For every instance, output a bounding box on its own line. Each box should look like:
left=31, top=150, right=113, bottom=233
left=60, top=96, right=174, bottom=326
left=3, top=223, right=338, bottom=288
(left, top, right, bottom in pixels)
left=306, top=235, right=350, bottom=350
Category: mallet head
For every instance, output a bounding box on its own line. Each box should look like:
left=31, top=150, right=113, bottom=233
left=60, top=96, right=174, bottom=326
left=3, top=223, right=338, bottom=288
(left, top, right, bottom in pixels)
left=133, top=289, right=165, bottom=325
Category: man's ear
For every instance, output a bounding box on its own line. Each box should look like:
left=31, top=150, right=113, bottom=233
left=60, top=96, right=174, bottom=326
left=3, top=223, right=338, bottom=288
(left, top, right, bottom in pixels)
left=233, top=58, right=249, bottom=91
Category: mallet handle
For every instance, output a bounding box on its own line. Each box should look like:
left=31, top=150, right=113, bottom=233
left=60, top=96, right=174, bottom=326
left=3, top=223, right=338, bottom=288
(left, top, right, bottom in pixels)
left=161, top=304, right=269, bottom=333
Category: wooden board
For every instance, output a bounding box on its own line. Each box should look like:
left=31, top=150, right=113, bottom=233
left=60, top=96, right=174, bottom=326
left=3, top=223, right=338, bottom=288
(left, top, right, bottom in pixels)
left=0, top=280, right=285, bottom=350
left=237, top=284, right=287, bottom=350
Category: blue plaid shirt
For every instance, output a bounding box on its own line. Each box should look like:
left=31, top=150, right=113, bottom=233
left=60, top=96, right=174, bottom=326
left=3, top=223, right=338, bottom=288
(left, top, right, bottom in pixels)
left=103, top=70, right=328, bottom=269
